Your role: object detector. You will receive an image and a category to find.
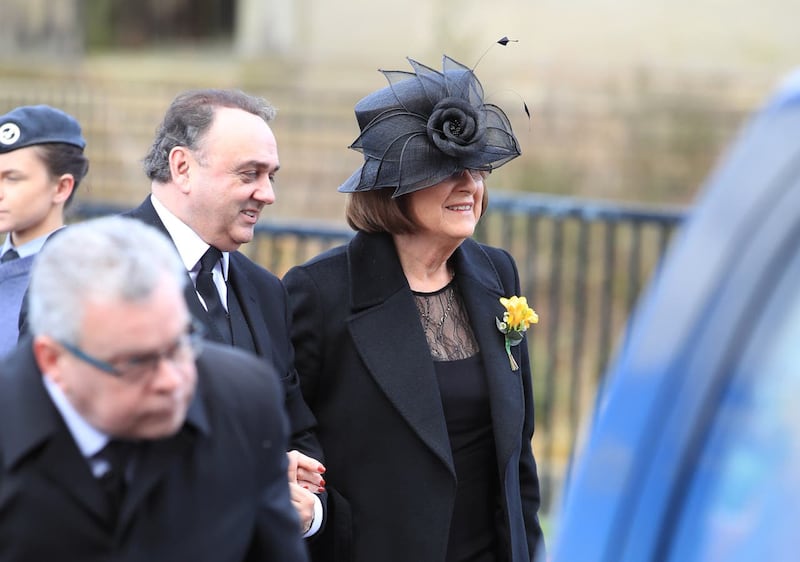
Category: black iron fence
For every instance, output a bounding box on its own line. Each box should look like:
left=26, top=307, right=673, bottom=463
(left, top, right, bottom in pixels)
left=476, top=193, right=685, bottom=509
left=71, top=192, right=686, bottom=511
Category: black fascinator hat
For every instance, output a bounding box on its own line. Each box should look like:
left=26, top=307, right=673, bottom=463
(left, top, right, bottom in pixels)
left=338, top=55, right=521, bottom=198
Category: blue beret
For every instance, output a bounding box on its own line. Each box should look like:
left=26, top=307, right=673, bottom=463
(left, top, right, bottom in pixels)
left=0, top=105, right=85, bottom=154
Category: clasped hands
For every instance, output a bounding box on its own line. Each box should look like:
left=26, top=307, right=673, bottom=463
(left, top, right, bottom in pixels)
left=287, top=450, right=326, bottom=535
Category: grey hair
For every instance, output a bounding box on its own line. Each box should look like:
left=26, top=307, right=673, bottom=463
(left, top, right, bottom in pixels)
left=28, top=216, right=187, bottom=344
left=143, top=88, right=277, bottom=183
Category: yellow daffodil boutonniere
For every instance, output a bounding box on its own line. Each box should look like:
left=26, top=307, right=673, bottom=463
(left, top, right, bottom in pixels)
left=496, top=296, right=538, bottom=371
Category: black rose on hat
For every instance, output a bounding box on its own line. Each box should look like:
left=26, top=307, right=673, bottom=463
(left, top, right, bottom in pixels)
left=428, top=96, right=486, bottom=157
left=339, top=55, right=521, bottom=198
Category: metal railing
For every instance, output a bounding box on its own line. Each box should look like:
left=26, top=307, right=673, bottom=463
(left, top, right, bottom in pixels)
left=476, top=193, right=685, bottom=509
left=71, top=192, right=687, bottom=511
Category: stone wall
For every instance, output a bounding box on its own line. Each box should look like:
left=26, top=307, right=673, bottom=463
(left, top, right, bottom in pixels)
left=0, top=57, right=777, bottom=222
left=0, top=0, right=83, bottom=57
left=0, top=0, right=794, bottom=219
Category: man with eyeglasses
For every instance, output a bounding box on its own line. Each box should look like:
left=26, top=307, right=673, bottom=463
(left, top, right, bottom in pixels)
left=0, top=216, right=309, bottom=561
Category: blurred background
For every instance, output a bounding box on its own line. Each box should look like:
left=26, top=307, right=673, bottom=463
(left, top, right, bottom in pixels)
left=2, top=0, right=796, bottom=524
left=3, top=0, right=797, bottom=215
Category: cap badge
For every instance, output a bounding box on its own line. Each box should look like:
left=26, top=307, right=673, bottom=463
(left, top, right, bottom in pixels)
left=0, top=122, right=20, bottom=146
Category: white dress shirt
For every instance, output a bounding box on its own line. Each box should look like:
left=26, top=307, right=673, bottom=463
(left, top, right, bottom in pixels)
left=43, top=377, right=111, bottom=477
left=150, top=194, right=229, bottom=311
left=147, top=195, right=323, bottom=537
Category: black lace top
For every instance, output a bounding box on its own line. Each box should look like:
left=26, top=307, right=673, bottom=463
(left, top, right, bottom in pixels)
left=414, top=280, right=504, bottom=561
left=413, top=280, right=478, bottom=361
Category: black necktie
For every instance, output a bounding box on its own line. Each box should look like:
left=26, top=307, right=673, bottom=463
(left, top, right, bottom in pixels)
left=196, top=247, right=232, bottom=344
left=96, top=440, right=135, bottom=521
left=0, top=248, right=19, bottom=263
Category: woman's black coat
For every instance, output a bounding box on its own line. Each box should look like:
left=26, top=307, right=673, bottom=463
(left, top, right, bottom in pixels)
left=284, top=232, right=543, bottom=562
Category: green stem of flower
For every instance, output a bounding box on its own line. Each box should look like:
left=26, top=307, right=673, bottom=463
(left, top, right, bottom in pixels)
left=505, top=340, right=519, bottom=371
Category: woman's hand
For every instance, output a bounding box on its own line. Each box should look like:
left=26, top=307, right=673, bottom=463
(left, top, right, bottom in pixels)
left=287, top=449, right=326, bottom=492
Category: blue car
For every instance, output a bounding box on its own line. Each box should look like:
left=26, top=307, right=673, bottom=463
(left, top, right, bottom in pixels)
left=549, top=69, right=800, bottom=562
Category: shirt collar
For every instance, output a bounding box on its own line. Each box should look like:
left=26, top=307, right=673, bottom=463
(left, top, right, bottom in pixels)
left=43, top=376, right=108, bottom=459
left=149, top=194, right=229, bottom=278
left=1, top=228, right=63, bottom=259
left=43, top=369, right=210, bottom=453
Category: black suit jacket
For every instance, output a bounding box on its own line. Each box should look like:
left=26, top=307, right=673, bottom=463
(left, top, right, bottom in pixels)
left=124, top=197, right=322, bottom=460
left=284, top=232, right=543, bottom=562
left=0, top=339, right=309, bottom=562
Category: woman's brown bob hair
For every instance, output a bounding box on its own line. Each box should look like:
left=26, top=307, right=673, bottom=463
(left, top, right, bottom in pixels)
left=345, top=183, right=490, bottom=235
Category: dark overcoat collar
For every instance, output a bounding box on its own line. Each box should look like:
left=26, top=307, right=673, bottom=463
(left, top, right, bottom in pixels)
left=345, top=232, right=526, bottom=476
left=0, top=338, right=210, bottom=531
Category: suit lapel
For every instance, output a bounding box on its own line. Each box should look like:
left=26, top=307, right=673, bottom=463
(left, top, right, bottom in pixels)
left=347, top=292, right=455, bottom=474
left=345, top=235, right=528, bottom=474
left=117, top=430, right=195, bottom=530
left=39, top=434, right=110, bottom=522
left=118, top=386, right=210, bottom=531
left=346, top=233, right=454, bottom=474
left=0, top=343, right=109, bottom=522
left=453, top=242, right=526, bottom=471
left=126, top=197, right=236, bottom=345
left=227, top=255, right=270, bottom=357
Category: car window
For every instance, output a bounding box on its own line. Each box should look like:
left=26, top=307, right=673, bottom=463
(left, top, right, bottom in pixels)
left=666, top=249, right=800, bottom=561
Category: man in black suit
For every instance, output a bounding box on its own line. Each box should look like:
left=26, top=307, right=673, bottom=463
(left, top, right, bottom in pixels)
left=129, top=89, right=325, bottom=534
left=0, top=216, right=308, bottom=561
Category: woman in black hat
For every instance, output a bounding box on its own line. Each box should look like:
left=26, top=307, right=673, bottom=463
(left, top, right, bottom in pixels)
left=284, top=55, right=544, bottom=562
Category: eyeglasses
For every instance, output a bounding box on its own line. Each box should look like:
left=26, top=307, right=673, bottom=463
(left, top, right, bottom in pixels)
left=59, top=320, right=205, bottom=383
left=451, top=169, right=491, bottom=182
